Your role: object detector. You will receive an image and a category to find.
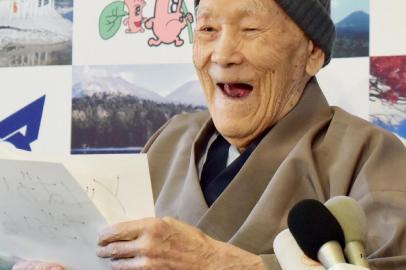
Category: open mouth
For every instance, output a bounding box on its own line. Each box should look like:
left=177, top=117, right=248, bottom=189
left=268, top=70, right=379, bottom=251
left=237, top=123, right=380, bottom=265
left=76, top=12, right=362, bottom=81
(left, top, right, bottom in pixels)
left=134, top=20, right=142, bottom=27
left=217, top=83, right=253, bottom=99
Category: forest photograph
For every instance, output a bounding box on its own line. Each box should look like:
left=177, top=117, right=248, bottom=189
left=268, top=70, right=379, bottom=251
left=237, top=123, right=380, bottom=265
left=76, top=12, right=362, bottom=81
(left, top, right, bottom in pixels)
left=71, top=64, right=206, bottom=154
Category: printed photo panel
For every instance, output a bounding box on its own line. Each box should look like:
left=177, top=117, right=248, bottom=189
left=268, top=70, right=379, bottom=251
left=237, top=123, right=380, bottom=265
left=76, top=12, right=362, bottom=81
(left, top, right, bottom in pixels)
left=0, top=66, right=72, bottom=154
left=0, top=0, right=74, bottom=67
left=73, top=0, right=195, bottom=65
left=370, top=56, right=406, bottom=145
left=331, top=0, right=369, bottom=58
left=71, top=64, right=206, bottom=154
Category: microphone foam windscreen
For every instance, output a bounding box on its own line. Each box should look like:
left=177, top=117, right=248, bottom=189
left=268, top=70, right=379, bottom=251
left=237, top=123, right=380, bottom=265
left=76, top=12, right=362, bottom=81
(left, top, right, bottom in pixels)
left=325, top=196, right=367, bottom=244
left=288, top=199, right=345, bottom=261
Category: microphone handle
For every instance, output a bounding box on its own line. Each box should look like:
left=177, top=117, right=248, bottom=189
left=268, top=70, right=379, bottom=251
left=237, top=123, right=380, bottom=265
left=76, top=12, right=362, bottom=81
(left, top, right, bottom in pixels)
left=345, top=241, right=369, bottom=268
left=273, top=229, right=325, bottom=270
left=317, top=241, right=346, bottom=269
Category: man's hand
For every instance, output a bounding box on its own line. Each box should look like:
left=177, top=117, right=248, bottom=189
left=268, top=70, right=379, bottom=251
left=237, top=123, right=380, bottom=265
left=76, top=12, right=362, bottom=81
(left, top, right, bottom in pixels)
left=97, top=217, right=266, bottom=270
left=12, top=260, right=64, bottom=270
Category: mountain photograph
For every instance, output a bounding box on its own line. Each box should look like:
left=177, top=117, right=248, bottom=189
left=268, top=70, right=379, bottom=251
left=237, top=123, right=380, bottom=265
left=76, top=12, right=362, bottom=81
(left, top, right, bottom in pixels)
left=71, top=65, right=207, bottom=154
left=331, top=0, right=369, bottom=58
left=333, top=11, right=369, bottom=58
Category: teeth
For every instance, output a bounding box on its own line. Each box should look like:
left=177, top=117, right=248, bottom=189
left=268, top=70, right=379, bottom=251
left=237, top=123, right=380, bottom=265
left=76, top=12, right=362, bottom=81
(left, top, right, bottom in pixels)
left=219, top=83, right=253, bottom=98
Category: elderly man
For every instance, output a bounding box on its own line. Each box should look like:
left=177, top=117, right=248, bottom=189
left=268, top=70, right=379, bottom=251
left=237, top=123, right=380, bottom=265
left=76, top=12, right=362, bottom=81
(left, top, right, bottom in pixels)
left=5, top=0, right=405, bottom=269
left=95, top=0, right=406, bottom=269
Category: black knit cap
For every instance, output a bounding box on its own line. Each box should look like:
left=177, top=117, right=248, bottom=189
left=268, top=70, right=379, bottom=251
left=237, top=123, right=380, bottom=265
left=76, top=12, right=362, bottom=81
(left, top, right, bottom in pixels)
left=194, top=0, right=336, bottom=66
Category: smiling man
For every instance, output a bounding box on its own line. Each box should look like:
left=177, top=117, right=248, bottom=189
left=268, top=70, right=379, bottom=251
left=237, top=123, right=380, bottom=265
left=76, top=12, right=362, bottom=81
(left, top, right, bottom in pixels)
left=95, top=0, right=406, bottom=269
left=6, top=0, right=405, bottom=269
left=193, top=0, right=328, bottom=150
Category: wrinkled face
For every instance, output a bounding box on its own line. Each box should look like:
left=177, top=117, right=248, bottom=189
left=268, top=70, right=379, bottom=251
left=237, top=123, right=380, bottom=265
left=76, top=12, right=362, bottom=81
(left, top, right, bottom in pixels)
left=193, top=0, right=315, bottom=149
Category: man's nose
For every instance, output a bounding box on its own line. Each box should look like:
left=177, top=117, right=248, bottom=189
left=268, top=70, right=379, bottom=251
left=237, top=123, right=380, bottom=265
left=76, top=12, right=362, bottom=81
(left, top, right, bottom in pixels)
left=211, top=30, right=243, bottom=67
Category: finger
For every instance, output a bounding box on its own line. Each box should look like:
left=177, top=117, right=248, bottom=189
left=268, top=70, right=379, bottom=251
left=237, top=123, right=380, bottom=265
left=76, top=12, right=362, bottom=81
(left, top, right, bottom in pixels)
left=97, top=240, right=142, bottom=259
left=98, top=219, right=150, bottom=246
left=110, top=257, right=156, bottom=270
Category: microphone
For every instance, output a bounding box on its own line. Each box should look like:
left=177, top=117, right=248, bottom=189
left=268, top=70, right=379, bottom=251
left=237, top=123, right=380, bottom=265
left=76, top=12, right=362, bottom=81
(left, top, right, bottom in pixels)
left=288, top=199, right=346, bottom=269
left=273, top=230, right=370, bottom=270
left=273, top=229, right=325, bottom=270
left=325, top=196, right=369, bottom=268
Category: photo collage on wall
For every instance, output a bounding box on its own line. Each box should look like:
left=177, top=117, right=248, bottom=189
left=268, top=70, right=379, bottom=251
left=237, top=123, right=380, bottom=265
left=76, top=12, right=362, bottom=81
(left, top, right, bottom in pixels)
left=0, top=0, right=405, bottom=155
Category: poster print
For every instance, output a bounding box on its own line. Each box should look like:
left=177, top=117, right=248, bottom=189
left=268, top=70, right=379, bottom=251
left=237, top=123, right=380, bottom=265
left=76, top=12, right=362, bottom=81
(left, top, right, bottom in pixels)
left=370, top=56, right=406, bottom=145
left=0, top=0, right=73, bottom=67
left=331, top=0, right=369, bottom=58
left=99, top=0, right=194, bottom=46
left=0, top=66, right=72, bottom=155
left=73, top=0, right=195, bottom=65
left=71, top=64, right=206, bottom=154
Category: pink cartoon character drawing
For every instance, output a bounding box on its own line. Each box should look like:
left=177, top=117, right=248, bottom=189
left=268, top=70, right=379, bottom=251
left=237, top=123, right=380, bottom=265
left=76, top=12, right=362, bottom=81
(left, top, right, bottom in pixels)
left=123, top=0, right=147, bottom=33
left=145, top=0, right=193, bottom=47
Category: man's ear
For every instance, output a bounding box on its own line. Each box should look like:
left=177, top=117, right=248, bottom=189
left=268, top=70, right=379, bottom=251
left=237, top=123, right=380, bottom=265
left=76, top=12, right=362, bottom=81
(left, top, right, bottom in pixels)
left=305, top=41, right=325, bottom=76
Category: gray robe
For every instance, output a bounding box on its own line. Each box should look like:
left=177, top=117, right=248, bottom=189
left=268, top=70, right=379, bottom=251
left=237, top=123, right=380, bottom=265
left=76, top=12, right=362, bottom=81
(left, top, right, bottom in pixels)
left=145, top=78, right=406, bottom=270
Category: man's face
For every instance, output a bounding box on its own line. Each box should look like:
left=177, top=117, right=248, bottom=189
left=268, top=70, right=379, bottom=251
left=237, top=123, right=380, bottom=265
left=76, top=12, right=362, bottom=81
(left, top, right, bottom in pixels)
left=193, top=0, right=314, bottom=149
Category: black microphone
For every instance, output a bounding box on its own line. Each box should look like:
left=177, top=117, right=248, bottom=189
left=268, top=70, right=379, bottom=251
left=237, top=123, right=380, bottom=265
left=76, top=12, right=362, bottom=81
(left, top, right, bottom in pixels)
left=288, top=199, right=346, bottom=269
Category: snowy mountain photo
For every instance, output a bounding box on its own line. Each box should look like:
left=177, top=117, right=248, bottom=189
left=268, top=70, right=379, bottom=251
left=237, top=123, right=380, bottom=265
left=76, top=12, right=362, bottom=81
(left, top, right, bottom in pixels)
left=331, top=0, right=369, bottom=58
left=71, top=64, right=207, bottom=154
left=73, top=76, right=166, bottom=104
left=336, top=11, right=369, bottom=31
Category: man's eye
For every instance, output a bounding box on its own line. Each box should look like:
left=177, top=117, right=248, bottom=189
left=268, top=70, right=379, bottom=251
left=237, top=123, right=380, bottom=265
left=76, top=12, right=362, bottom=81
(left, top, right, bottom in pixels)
left=243, top=28, right=258, bottom=32
left=200, top=26, right=215, bottom=32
